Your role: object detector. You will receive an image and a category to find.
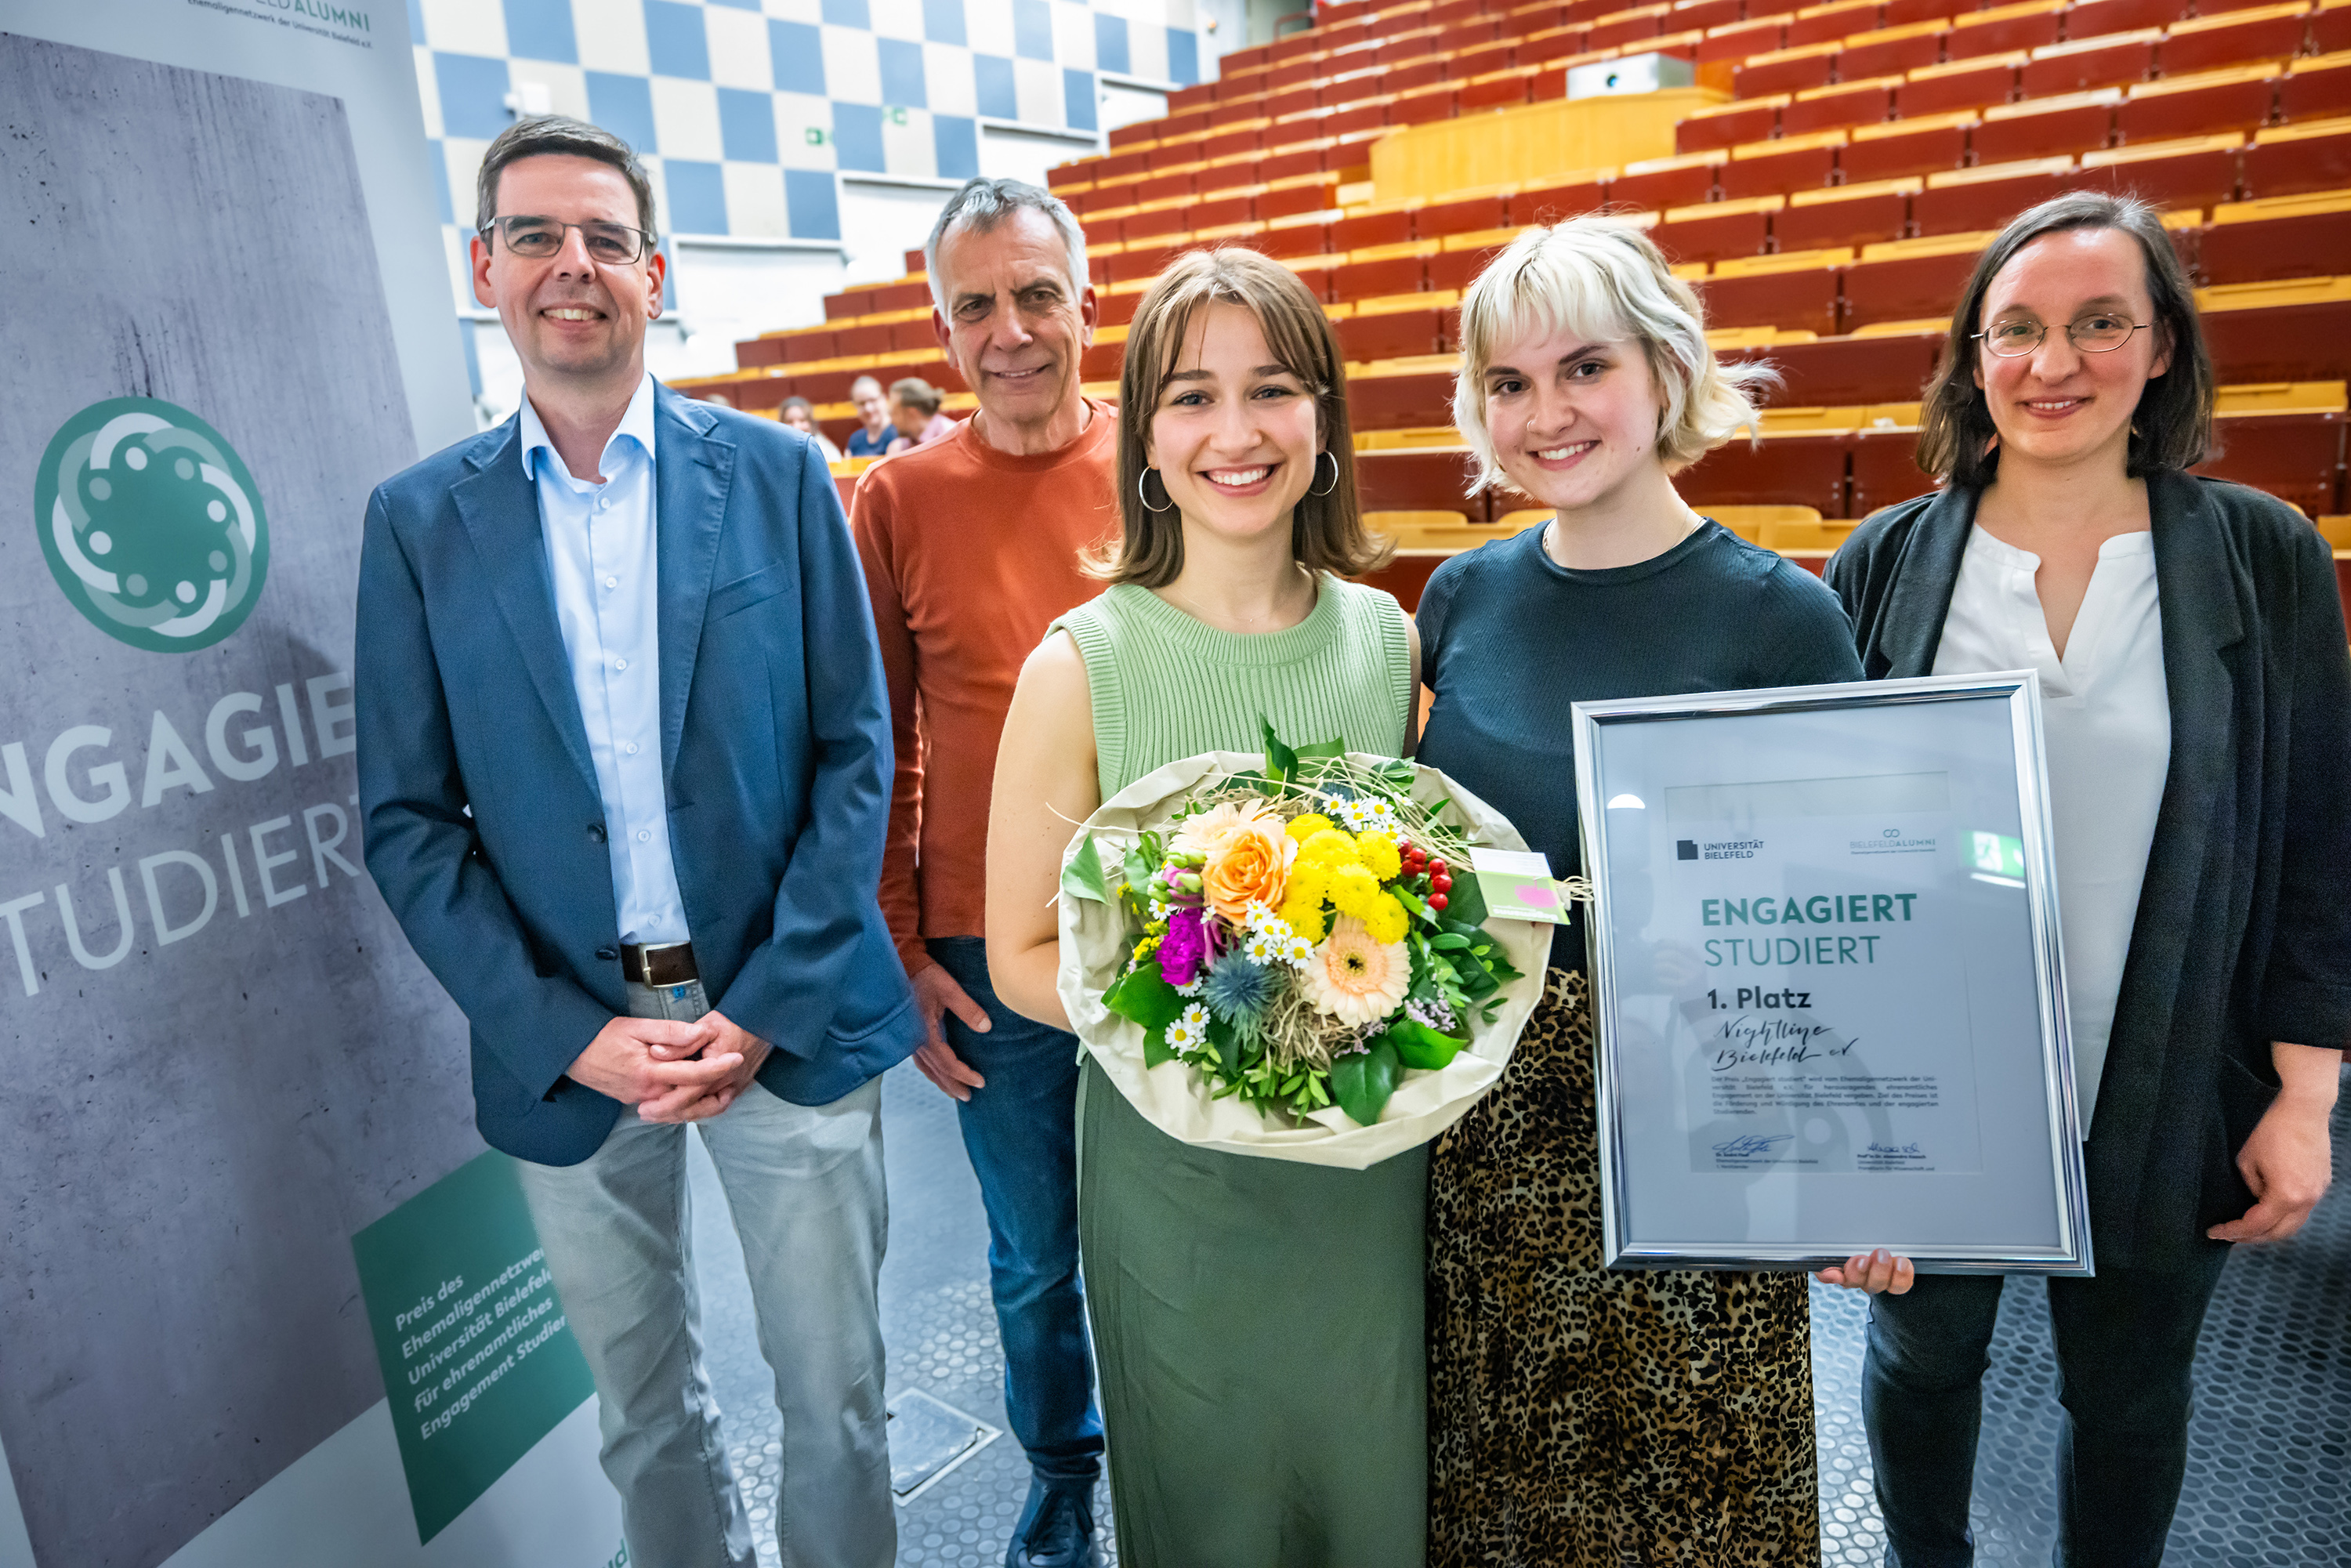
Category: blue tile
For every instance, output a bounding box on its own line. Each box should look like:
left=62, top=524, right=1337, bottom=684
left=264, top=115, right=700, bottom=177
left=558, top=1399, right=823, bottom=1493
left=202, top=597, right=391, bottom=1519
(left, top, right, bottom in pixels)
left=644, top=0, right=712, bottom=79
left=1093, top=13, right=1130, bottom=75
left=717, top=86, right=780, bottom=162
left=878, top=37, right=928, bottom=108
left=708, top=0, right=759, bottom=8
left=1168, top=25, right=1200, bottom=85
left=657, top=238, right=677, bottom=309
left=1064, top=67, right=1097, bottom=132
left=433, top=53, right=514, bottom=140
left=934, top=114, right=979, bottom=181
left=831, top=102, right=887, bottom=172
left=921, top=0, right=965, bottom=47
left=973, top=53, right=1018, bottom=118
left=585, top=71, right=659, bottom=154
left=405, top=0, right=426, bottom=46
left=770, top=19, right=827, bottom=96
left=821, top=0, right=870, bottom=27
left=429, top=137, right=456, bottom=225
left=1013, top=0, right=1054, bottom=62
left=665, top=159, right=729, bottom=234
left=785, top=168, right=842, bottom=240
left=502, top=0, right=576, bottom=63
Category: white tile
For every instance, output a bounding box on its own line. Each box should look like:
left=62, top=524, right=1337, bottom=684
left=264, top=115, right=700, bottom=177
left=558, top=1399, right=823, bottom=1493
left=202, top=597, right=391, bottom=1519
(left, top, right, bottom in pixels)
left=641, top=157, right=674, bottom=234
left=764, top=0, right=824, bottom=19
left=651, top=78, right=726, bottom=161
left=413, top=45, right=444, bottom=138
left=965, top=0, right=1016, bottom=59
left=882, top=105, right=936, bottom=178
left=1054, top=2, right=1096, bottom=71
left=444, top=137, right=494, bottom=232
left=1013, top=56, right=1062, bottom=126
left=720, top=162, right=791, bottom=237
left=1165, top=0, right=1198, bottom=29
left=573, top=0, right=652, bottom=75
left=510, top=61, right=591, bottom=119
left=421, top=0, right=505, bottom=54
left=776, top=92, right=839, bottom=169
left=923, top=44, right=976, bottom=118
left=821, top=25, right=882, bottom=104
left=1128, top=22, right=1169, bottom=82
left=705, top=8, right=776, bottom=90
left=870, top=0, right=926, bottom=43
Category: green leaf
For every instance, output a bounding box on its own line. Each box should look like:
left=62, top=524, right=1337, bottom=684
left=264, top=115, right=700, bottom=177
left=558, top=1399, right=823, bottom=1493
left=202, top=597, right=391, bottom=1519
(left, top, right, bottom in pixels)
left=1259, top=715, right=1298, bottom=784
left=1393, top=885, right=1441, bottom=926
left=1062, top=834, right=1110, bottom=904
left=1123, top=845, right=1154, bottom=901
left=1293, top=736, right=1349, bottom=761
left=1103, top=964, right=1184, bottom=1031
left=1143, top=1024, right=1174, bottom=1068
left=1431, top=933, right=1472, bottom=951
left=1388, top=1018, right=1467, bottom=1070
left=1442, top=868, right=1490, bottom=927
left=1331, top=1037, right=1402, bottom=1128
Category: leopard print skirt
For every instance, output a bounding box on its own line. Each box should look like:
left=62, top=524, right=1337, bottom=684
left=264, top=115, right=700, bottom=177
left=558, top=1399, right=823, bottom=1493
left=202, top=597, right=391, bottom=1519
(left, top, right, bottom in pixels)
left=1428, top=969, right=1820, bottom=1568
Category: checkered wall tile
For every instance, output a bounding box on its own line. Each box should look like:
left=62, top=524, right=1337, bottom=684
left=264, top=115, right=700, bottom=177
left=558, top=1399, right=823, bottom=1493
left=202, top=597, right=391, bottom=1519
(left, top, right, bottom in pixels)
left=413, top=0, right=1204, bottom=247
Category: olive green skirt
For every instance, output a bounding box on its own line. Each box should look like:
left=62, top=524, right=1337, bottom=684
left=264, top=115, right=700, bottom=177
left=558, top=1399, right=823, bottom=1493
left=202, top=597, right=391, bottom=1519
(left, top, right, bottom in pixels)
left=1077, top=1055, right=1429, bottom=1568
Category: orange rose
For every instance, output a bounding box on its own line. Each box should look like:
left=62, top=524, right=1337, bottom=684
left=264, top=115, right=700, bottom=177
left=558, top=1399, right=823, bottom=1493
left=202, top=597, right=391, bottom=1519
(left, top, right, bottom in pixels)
left=1200, top=808, right=1297, bottom=922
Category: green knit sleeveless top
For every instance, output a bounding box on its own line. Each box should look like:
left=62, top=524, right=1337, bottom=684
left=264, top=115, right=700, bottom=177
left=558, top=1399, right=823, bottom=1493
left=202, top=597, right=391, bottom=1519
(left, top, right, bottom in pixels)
left=1050, top=574, right=1414, bottom=801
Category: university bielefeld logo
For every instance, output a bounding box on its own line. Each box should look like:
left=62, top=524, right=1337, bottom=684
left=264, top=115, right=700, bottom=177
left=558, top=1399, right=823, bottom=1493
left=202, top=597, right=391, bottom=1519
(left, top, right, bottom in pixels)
left=34, top=397, right=268, bottom=653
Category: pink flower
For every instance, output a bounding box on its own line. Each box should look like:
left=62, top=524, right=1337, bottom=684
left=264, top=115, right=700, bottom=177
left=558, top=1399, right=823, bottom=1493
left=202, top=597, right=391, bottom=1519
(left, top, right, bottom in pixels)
left=1158, top=907, right=1209, bottom=987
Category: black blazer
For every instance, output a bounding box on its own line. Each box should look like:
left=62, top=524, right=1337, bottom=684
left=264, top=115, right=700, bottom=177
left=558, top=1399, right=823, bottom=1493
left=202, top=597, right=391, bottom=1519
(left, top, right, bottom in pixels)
left=1826, top=471, right=2351, bottom=1270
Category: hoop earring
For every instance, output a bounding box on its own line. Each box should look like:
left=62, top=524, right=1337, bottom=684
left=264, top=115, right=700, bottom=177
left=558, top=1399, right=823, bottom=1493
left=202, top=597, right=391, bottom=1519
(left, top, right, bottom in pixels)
left=1136, top=466, right=1176, bottom=513
left=1308, top=450, right=1340, bottom=498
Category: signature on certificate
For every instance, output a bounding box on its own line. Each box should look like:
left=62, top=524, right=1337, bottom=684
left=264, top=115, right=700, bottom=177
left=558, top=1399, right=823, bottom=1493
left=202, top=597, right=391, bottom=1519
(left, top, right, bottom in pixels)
left=1710, top=1132, right=1796, bottom=1159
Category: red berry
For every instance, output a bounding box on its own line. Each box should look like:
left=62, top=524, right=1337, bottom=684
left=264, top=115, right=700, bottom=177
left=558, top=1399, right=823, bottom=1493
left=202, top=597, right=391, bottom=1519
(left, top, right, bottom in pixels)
left=1433, top=874, right=1453, bottom=893
left=1429, top=858, right=1447, bottom=875
left=1429, top=893, right=1448, bottom=911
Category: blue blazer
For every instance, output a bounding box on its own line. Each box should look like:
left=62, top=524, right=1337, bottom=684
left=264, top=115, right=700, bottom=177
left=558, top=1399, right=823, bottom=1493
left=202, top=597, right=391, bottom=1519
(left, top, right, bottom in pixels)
left=356, top=383, right=920, bottom=1167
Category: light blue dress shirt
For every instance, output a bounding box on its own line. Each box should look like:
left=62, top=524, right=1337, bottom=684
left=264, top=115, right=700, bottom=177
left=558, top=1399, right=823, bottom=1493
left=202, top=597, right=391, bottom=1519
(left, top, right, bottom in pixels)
left=520, top=375, right=690, bottom=946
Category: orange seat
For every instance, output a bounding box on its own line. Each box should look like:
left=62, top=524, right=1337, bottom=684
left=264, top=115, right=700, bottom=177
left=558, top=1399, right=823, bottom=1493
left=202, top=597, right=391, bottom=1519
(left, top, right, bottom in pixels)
left=2120, top=68, right=2281, bottom=142
left=1336, top=307, right=1450, bottom=360
left=1787, top=0, right=1885, bottom=47
left=1460, top=69, right=1537, bottom=110
left=1737, top=42, right=1843, bottom=96
left=2192, top=411, right=2347, bottom=513
left=1766, top=330, right=1945, bottom=404
left=1654, top=198, right=1780, bottom=262
left=2280, top=53, right=2351, bottom=121
left=2318, top=0, right=2351, bottom=51
left=1838, top=24, right=1951, bottom=81
left=1591, top=4, right=1672, bottom=49
left=1681, top=96, right=1787, bottom=154
left=1842, top=114, right=1976, bottom=182
left=2242, top=118, right=2351, bottom=196
left=1915, top=157, right=2078, bottom=231
left=1345, top=367, right=1458, bottom=430
left=1672, top=0, right=1747, bottom=32
left=2076, top=136, right=2246, bottom=208
left=1900, top=54, right=2024, bottom=115
left=1844, top=233, right=1996, bottom=326
left=1700, top=16, right=1790, bottom=63
left=1678, top=431, right=1853, bottom=516
left=1335, top=252, right=1430, bottom=296
left=1784, top=78, right=1902, bottom=135
left=1697, top=255, right=1846, bottom=335
left=2022, top=31, right=2161, bottom=96
left=1517, top=173, right=1613, bottom=220
left=1781, top=179, right=1919, bottom=250
left=1429, top=234, right=1527, bottom=291
left=1614, top=154, right=1723, bottom=210
left=2203, top=287, right=2351, bottom=382
left=1883, top=0, right=1967, bottom=23
left=1972, top=92, right=2119, bottom=165
left=1849, top=425, right=1941, bottom=515
left=1334, top=208, right=1415, bottom=250
left=1947, top=2, right=2067, bottom=62
left=1719, top=136, right=1845, bottom=198
left=1419, top=195, right=1513, bottom=239
left=2159, top=5, right=2313, bottom=78
left=2067, top=0, right=2193, bottom=34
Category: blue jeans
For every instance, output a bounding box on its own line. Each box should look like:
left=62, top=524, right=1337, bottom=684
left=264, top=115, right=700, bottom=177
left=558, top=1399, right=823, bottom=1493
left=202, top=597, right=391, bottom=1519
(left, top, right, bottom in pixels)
left=516, top=978, right=893, bottom=1568
left=1861, top=1249, right=2230, bottom=1568
left=929, top=937, right=1103, bottom=1487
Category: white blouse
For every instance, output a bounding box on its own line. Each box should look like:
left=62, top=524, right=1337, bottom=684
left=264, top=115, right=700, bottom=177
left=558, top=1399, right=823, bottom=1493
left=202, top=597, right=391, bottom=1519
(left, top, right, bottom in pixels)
left=1932, top=527, right=2170, bottom=1132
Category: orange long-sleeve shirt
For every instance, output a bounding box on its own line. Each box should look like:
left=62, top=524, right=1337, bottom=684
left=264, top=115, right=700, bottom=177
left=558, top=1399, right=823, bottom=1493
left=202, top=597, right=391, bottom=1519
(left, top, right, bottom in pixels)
left=849, top=403, right=1119, bottom=977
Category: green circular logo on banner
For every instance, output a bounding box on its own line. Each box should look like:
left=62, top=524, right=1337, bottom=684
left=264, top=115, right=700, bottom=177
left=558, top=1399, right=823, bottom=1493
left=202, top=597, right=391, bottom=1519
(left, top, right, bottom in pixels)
left=33, top=397, right=269, bottom=653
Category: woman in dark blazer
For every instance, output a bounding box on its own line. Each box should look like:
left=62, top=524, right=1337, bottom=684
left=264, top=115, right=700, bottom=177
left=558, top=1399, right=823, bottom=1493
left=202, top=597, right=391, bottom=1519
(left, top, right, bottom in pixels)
left=1823, top=190, right=2349, bottom=1568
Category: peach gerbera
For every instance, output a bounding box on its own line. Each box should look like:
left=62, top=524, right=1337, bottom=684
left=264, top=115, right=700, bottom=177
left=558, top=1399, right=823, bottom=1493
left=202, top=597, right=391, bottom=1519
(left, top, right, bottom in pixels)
left=1302, top=917, right=1411, bottom=1027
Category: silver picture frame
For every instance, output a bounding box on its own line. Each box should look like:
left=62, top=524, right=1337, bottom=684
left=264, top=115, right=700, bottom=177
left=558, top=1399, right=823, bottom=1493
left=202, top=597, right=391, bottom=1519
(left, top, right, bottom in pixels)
left=1571, top=672, right=2093, bottom=1275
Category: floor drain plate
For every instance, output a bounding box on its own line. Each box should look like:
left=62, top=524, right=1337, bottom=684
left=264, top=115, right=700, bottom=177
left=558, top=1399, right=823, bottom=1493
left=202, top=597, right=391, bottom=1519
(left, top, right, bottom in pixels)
left=887, top=1387, right=1001, bottom=1505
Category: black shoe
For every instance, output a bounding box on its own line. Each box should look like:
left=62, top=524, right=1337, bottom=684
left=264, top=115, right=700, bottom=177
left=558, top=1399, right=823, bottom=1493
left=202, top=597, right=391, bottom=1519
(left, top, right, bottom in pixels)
left=1006, top=1476, right=1099, bottom=1568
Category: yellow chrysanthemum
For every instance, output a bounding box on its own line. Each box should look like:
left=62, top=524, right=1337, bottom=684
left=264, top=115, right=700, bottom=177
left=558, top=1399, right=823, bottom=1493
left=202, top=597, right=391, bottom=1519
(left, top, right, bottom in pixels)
left=1355, top=830, right=1403, bottom=882
left=1360, top=893, right=1409, bottom=946
left=1280, top=896, right=1329, bottom=945
left=1132, top=932, right=1161, bottom=961
left=1286, top=813, right=1336, bottom=842
left=1299, top=828, right=1360, bottom=869
left=1328, top=863, right=1383, bottom=919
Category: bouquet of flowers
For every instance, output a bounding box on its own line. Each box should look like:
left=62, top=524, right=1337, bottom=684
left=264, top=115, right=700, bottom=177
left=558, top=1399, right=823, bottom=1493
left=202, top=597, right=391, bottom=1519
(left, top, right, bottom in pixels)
left=1056, top=722, right=1548, bottom=1168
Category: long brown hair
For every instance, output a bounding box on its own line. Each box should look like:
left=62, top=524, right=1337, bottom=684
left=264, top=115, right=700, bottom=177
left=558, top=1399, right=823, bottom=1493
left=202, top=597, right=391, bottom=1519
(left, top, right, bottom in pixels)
left=1917, top=190, right=2213, bottom=488
left=1102, top=248, right=1390, bottom=586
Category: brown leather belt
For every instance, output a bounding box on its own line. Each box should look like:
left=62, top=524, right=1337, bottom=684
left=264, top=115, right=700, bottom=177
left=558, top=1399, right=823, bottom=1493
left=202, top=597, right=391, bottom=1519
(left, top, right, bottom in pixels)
left=620, top=941, right=699, bottom=987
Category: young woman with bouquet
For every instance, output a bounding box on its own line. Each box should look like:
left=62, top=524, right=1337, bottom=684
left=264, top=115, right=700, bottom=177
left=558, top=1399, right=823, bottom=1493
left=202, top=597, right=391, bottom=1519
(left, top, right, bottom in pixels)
left=984, top=246, right=1428, bottom=1567
left=1416, top=219, right=1874, bottom=1566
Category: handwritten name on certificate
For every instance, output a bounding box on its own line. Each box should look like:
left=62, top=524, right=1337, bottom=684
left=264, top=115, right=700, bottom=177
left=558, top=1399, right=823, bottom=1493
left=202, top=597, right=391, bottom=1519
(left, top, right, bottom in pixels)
left=1648, top=777, right=1986, bottom=1176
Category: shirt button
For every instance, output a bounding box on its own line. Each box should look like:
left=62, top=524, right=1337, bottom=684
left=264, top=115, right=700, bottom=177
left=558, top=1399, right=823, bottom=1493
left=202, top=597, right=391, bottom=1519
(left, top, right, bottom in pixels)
left=604, top=575, right=618, bottom=588
left=625, top=741, right=639, bottom=755
left=636, top=829, right=651, bottom=843
left=614, top=657, right=628, bottom=671
left=596, top=496, right=610, bottom=512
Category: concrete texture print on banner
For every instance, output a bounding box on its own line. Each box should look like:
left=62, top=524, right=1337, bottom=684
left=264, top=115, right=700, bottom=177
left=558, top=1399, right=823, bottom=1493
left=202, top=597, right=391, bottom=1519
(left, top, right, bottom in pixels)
left=0, top=32, right=599, bottom=1568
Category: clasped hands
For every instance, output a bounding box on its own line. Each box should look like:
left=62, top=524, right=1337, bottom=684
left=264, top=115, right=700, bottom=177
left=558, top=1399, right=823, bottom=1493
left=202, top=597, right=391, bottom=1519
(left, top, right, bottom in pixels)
left=566, top=1010, right=773, bottom=1123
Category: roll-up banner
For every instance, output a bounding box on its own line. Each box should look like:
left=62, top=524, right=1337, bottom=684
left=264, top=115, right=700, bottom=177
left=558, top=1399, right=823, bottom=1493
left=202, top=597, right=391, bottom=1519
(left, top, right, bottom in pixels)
left=0, top=4, right=621, bottom=1563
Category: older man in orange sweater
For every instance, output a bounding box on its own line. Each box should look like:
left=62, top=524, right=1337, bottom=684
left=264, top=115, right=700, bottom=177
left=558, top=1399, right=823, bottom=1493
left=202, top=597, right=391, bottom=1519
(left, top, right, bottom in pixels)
left=849, top=178, right=1115, bottom=1568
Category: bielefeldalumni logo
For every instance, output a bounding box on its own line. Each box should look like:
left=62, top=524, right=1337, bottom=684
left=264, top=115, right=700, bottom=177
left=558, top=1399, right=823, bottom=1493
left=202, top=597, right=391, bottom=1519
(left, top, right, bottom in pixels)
left=34, top=397, right=269, bottom=653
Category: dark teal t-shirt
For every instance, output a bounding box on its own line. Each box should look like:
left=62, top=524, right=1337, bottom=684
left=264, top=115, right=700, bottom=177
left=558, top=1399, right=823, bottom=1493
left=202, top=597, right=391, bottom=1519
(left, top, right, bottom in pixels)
left=1417, top=520, right=1866, bottom=970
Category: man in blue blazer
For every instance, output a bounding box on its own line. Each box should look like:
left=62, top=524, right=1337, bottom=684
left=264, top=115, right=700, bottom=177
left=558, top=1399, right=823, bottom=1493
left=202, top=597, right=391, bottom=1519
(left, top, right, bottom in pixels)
left=356, top=116, right=918, bottom=1568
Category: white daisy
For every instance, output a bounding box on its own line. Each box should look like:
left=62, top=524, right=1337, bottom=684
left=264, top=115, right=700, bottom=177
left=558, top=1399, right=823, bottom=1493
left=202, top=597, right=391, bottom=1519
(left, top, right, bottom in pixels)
left=1339, top=795, right=1400, bottom=834
left=1165, top=1002, right=1211, bottom=1053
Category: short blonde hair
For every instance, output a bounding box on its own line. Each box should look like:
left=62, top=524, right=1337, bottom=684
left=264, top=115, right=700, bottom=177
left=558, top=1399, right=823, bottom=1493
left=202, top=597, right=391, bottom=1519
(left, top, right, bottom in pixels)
left=1451, top=219, right=1771, bottom=494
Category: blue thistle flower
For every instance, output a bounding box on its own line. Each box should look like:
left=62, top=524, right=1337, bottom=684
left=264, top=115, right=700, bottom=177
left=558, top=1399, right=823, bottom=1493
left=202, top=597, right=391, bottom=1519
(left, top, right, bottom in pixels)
left=1201, top=958, right=1277, bottom=1025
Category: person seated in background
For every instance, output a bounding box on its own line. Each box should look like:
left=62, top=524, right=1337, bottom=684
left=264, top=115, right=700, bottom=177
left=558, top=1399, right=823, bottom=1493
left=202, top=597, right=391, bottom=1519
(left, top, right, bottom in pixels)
left=846, top=374, right=893, bottom=457
left=779, top=395, right=843, bottom=462
left=886, top=377, right=955, bottom=453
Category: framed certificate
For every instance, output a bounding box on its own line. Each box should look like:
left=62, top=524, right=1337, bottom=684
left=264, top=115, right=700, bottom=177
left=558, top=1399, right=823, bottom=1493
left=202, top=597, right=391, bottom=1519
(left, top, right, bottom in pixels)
left=1571, top=672, right=2092, bottom=1275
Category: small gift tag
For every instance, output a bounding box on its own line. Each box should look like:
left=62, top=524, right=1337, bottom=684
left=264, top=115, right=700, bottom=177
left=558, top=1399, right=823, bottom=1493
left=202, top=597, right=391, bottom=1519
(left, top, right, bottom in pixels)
left=1469, top=848, right=1576, bottom=925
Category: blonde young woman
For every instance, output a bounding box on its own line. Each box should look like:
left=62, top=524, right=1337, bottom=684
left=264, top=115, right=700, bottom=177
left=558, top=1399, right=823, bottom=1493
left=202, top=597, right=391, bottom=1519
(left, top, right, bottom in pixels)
left=984, top=247, right=1425, bottom=1567
left=1417, top=220, right=1872, bottom=1566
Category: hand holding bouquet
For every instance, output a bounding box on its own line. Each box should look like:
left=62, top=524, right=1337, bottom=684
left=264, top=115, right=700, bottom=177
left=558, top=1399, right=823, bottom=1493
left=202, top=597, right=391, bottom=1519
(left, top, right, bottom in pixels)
left=1057, top=723, right=1547, bottom=1167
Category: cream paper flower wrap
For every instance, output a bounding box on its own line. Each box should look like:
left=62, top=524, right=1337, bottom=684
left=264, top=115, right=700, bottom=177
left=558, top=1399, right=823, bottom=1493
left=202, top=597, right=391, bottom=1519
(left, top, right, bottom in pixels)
left=1056, top=751, right=1549, bottom=1169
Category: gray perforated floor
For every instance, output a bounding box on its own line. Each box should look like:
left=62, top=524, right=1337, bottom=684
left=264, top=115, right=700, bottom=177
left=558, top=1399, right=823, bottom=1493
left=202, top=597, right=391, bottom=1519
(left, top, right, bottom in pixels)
left=686, top=1063, right=2348, bottom=1567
